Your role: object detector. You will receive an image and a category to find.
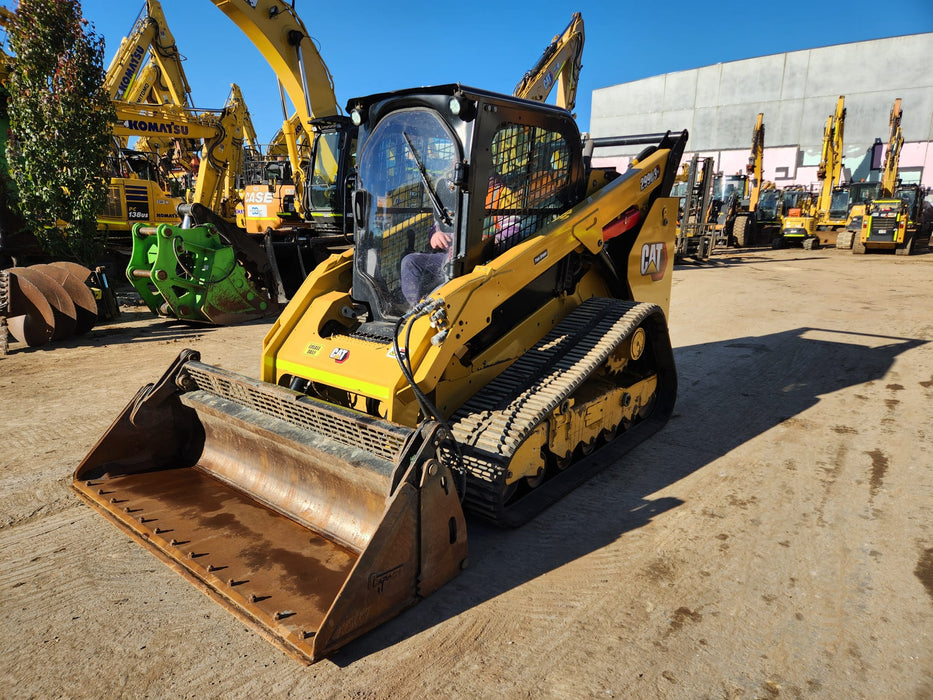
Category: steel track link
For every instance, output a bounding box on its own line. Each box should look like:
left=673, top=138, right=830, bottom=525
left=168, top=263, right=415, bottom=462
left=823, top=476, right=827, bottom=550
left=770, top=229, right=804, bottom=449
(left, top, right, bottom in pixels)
left=449, top=297, right=663, bottom=524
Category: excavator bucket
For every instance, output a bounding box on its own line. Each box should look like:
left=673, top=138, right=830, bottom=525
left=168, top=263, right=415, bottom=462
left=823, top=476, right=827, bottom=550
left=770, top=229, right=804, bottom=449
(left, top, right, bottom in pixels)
left=72, top=350, right=468, bottom=664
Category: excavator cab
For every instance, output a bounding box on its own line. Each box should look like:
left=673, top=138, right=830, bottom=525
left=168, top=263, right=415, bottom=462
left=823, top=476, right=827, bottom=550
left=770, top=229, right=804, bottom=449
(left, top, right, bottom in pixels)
left=303, top=116, right=356, bottom=236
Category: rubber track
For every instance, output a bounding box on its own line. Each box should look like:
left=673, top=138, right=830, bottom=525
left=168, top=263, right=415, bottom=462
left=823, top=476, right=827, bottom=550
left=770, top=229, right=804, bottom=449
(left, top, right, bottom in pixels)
left=449, top=297, right=661, bottom=524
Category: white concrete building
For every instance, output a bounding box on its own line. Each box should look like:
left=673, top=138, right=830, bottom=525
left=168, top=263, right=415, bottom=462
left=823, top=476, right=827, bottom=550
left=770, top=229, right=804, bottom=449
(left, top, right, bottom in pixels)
left=589, top=33, right=933, bottom=189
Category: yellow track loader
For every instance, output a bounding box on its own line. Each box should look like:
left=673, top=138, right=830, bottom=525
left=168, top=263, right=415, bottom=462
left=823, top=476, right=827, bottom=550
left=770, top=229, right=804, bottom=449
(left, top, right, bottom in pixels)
left=74, top=85, right=685, bottom=663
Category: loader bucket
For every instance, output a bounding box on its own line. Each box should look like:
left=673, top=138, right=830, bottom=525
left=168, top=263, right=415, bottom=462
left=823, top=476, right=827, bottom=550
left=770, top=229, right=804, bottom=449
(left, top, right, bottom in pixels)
left=72, top=350, right=468, bottom=663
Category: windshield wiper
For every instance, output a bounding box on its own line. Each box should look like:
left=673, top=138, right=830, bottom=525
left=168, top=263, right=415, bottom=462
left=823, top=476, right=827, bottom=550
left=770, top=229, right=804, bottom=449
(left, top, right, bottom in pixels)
left=402, top=131, right=452, bottom=227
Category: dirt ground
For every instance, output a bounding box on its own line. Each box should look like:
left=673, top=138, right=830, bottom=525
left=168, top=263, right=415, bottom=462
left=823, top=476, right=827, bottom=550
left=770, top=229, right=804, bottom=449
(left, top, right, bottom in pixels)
left=1, top=246, right=931, bottom=699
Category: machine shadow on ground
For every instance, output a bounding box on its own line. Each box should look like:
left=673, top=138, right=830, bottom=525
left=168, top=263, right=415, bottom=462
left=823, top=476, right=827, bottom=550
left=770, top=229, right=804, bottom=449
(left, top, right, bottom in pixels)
left=675, top=250, right=833, bottom=268
left=2, top=310, right=274, bottom=355
left=331, top=324, right=927, bottom=666
left=676, top=244, right=933, bottom=269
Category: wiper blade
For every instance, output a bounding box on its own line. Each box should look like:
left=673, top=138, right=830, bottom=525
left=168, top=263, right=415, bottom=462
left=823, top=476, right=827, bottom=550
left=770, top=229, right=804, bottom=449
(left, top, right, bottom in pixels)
left=402, top=131, right=452, bottom=226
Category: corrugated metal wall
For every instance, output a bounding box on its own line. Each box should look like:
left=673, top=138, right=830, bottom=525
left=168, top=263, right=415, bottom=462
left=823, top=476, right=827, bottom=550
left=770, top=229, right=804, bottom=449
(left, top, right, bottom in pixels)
left=589, top=33, right=933, bottom=188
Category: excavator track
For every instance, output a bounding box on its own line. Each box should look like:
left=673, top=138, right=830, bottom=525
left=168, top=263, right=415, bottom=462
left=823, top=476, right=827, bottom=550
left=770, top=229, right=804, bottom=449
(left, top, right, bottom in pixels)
left=450, top=297, right=676, bottom=526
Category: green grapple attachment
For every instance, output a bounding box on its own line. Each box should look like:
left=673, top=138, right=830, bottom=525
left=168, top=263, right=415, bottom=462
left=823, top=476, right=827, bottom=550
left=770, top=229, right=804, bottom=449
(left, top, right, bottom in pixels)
left=126, top=221, right=279, bottom=325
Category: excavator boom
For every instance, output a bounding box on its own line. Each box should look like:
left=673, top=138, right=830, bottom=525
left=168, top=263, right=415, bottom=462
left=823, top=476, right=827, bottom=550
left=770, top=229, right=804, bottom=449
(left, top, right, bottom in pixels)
left=513, top=12, right=585, bottom=112
left=105, top=0, right=192, bottom=107
left=747, top=113, right=764, bottom=213
left=880, top=98, right=903, bottom=196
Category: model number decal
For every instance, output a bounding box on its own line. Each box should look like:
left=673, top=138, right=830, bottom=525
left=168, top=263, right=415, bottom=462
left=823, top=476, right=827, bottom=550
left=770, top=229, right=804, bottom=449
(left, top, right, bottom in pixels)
left=640, top=166, right=660, bottom=191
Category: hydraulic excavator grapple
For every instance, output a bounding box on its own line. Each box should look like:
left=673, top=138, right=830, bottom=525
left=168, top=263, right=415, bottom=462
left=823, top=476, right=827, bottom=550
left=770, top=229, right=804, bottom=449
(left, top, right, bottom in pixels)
left=74, top=85, right=686, bottom=663
left=126, top=202, right=286, bottom=324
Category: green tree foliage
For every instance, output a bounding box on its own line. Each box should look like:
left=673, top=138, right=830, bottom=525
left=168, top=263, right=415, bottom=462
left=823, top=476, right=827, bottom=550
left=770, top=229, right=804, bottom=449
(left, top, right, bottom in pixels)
left=5, top=0, right=115, bottom=266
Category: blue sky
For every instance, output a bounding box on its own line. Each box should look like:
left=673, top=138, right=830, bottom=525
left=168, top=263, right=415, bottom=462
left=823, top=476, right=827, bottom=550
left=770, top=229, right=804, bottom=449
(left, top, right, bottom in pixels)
left=4, top=0, right=932, bottom=144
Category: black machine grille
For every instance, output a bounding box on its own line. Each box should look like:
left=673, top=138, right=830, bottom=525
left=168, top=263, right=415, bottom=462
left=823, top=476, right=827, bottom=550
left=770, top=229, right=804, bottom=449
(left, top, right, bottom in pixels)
left=184, top=362, right=410, bottom=462
left=869, top=215, right=898, bottom=242
left=103, top=185, right=124, bottom=219
left=482, top=122, right=573, bottom=260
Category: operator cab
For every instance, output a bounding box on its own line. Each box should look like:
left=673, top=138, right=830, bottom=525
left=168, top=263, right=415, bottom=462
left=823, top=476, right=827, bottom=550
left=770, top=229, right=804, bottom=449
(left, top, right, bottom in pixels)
left=347, top=84, right=586, bottom=332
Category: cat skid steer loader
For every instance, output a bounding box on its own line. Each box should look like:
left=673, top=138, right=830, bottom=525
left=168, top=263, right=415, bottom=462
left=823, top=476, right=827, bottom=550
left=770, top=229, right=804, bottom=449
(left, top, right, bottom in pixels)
left=73, top=85, right=685, bottom=663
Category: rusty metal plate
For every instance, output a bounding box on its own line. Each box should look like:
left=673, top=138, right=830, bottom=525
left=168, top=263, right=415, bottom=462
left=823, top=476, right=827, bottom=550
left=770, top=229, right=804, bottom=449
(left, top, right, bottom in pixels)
left=76, top=466, right=358, bottom=661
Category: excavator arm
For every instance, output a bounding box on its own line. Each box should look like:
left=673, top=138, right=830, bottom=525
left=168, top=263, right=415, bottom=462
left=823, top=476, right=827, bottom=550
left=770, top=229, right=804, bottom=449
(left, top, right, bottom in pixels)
left=815, top=96, right=845, bottom=217
left=747, top=113, right=764, bottom=213
left=208, top=0, right=343, bottom=221
left=230, top=83, right=260, bottom=153
left=513, top=12, right=585, bottom=113
left=105, top=0, right=192, bottom=107
left=209, top=0, right=340, bottom=128
left=880, top=98, right=902, bottom=197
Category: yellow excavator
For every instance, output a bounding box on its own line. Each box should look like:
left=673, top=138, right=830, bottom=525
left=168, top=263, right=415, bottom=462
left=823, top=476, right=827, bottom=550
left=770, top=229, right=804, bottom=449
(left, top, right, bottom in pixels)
left=852, top=99, right=931, bottom=255
left=74, top=84, right=686, bottom=663
left=838, top=98, right=902, bottom=249
left=727, top=112, right=769, bottom=247
left=104, top=88, right=251, bottom=242
left=103, top=0, right=261, bottom=235
left=100, top=0, right=195, bottom=237
left=778, top=96, right=845, bottom=249
left=513, top=12, right=584, bottom=114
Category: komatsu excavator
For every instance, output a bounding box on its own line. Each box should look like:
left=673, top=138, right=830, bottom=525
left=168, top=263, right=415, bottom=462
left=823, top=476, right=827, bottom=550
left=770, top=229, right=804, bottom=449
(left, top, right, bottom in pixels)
left=100, top=0, right=197, bottom=237
left=74, top=84, right=685, bottom=663
left=107, top=87, right=249, bottom=231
